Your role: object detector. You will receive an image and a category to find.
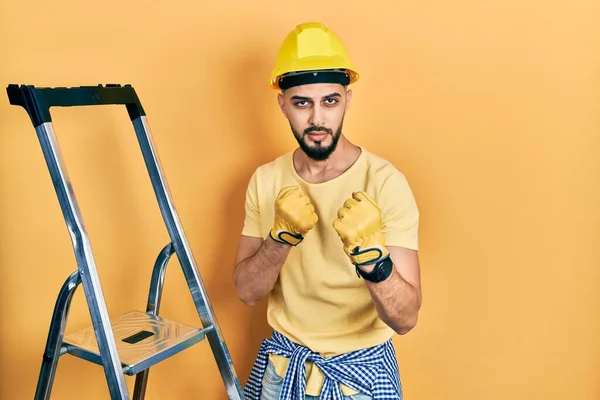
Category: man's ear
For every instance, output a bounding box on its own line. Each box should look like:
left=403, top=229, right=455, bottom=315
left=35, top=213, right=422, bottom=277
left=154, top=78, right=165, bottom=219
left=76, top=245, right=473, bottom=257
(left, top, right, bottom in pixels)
left=277, top=92, right=288, bottom=119
left=345, top=88, right=353, bottom=111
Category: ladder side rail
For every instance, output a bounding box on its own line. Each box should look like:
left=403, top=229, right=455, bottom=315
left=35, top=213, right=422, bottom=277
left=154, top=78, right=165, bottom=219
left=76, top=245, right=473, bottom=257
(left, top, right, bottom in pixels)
left=145, top=242, right=175, bottom=316
left=132, top=242, right=175, bottom=400
left=35, top=270, right=81, bottom=400
left=36, top=121, right=130, bottom=399
left=131, top=116, right=246, bottom=399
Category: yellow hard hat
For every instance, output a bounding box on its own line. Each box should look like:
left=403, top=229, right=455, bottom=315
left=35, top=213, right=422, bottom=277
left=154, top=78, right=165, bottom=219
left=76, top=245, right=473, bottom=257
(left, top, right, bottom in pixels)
left=269, top=22, right=359, bottom=90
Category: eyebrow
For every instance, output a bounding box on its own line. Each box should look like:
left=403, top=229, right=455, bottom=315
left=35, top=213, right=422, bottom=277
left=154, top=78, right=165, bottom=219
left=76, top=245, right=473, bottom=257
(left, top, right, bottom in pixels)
left=290, top=92, right=341, bottom=101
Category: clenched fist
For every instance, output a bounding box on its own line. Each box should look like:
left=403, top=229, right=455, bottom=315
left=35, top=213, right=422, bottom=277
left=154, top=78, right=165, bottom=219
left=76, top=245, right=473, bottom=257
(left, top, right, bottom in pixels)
left=333, top=192, right=389, bottom=266
left=269, top=186, right=319, bottom=246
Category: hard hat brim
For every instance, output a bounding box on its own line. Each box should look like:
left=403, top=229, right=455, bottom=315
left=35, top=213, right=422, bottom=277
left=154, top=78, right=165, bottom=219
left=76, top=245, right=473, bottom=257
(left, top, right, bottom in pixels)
left=274, top=69, right=351, bottom=90
left=269, top=54, right=359, bottom=89
left=270, top=69, right=359, bottom=89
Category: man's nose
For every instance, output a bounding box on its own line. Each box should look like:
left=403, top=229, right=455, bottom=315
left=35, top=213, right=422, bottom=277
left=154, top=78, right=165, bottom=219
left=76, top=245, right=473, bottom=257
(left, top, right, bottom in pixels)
left=308, top=105, right=326, bottom=127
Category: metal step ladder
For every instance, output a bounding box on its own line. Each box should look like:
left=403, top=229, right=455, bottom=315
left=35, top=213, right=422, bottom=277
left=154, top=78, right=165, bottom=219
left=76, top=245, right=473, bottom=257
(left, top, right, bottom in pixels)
left=6, top=83, right=246, bottom=400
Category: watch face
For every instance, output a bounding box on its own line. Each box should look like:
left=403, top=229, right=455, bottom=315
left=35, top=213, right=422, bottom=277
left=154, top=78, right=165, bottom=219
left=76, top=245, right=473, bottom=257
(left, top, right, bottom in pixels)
left=376, top=265, right=386, bottom=280
left=356, top=257, right=392, bottom=283
left=372, top=257, right=393, bottom=282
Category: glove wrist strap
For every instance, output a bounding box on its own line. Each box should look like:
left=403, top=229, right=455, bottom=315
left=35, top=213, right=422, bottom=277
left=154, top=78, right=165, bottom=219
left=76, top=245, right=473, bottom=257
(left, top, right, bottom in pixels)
left=269, top=229, right=303, bottom=246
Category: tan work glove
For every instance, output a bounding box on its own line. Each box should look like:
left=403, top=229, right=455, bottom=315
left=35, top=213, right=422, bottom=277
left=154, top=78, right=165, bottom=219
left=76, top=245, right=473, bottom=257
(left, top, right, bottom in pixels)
left=269, top=186, right=318, bottom=246
left=333, top=192, right=389, bottom=266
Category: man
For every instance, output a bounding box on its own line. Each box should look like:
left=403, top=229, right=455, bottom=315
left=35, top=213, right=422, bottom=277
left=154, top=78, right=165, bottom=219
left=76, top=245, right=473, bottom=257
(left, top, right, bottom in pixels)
left=233, top=22, right=422, bottom=400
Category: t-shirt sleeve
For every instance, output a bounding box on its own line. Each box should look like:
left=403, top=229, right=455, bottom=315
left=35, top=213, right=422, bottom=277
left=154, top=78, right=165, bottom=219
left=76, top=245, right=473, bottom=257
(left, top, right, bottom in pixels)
left=378, top=170, right=420, bottom=250
left=241, top=170, right=263, bottom=238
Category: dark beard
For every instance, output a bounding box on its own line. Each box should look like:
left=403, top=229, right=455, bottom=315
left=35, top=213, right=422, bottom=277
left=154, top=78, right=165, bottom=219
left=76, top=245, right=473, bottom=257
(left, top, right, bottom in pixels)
left=292, top=123, right=343, bottom=161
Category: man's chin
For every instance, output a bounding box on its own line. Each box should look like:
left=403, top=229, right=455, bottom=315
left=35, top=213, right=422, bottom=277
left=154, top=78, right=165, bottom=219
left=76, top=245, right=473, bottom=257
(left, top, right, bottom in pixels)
left=294, top=130, right=341, bottom=161
left=299, top=143, right=334, bottom=161
left=303, top=141, right=332, bottom=153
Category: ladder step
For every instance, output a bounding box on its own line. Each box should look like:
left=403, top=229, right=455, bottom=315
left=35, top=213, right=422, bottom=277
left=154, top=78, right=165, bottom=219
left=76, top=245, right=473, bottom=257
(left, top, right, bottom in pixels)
left=62, top=310, right=210, bottom=376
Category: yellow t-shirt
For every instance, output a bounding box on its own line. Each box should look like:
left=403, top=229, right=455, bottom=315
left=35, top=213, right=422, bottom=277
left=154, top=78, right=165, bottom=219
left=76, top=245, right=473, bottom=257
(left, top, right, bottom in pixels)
left=241, top=148, right=419, bottom=396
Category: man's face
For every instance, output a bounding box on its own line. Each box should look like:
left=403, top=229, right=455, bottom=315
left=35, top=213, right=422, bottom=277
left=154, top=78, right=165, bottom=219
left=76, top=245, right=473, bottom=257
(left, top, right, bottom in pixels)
left=278, top=83, right=352, bottom=161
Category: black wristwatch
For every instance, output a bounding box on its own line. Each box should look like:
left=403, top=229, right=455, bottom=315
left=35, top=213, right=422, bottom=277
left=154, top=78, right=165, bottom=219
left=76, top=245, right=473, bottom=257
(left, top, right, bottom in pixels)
left=355, top=256, right=393, bottom=283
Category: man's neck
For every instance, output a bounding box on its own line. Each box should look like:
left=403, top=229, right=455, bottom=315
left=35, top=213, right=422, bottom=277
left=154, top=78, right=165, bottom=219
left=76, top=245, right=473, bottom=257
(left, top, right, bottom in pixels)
left=293, top=136, right=362, bottom=184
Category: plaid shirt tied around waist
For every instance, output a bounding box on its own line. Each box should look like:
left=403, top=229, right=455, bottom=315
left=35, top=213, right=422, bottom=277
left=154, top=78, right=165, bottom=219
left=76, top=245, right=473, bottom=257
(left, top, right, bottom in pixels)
left=243, top=331, right=403, bottom=400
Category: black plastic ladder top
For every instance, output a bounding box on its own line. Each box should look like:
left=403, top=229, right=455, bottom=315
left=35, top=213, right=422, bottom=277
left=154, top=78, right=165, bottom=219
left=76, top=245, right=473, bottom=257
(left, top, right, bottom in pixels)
left=6, top=84, right=146, bottom=128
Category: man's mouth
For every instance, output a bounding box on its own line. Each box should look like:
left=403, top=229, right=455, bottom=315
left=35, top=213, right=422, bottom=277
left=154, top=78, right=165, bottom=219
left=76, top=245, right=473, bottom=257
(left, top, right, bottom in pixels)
left=307, top=131, right=329, bottom=141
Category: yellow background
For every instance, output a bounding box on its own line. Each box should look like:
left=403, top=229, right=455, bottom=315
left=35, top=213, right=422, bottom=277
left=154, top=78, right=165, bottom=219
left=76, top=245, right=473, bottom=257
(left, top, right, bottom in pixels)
left=1, top=0, right=599, bottom=399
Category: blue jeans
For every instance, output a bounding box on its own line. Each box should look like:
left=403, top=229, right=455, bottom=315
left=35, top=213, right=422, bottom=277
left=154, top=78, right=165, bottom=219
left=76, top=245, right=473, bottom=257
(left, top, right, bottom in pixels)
left=259, top=359, right=374, bottom=400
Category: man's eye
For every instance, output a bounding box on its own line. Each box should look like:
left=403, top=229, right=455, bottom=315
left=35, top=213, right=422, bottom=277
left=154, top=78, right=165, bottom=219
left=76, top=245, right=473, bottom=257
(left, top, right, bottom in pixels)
left=324, top=98, right=337, bottom=104
left=295, top=101, right=308, bottom=106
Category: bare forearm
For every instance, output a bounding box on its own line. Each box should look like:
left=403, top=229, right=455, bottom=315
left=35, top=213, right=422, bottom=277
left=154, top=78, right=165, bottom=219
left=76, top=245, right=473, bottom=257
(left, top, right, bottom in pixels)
left=234, top=238, right=291, bottom=306
left=363, top=265, right=421, bottom=335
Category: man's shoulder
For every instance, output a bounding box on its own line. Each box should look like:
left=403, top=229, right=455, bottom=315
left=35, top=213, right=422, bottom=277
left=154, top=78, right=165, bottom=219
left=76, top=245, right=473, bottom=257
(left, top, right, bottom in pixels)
left=255, top=152, right=292, bottom=173
left=361, top=148, right=408, bottom=181
left=247, top=151, right=293, bottom=183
